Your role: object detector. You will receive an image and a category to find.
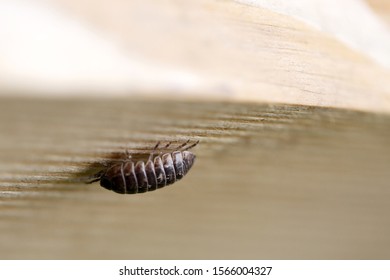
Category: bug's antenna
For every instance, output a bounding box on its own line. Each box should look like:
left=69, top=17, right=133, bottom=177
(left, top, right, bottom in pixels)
left=85, top=170, right=104, bottom=184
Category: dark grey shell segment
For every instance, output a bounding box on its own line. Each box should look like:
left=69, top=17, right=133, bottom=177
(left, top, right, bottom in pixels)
left=162, top=153, right=176, bottom=185
left=123, top=162, right=137, bottom=194
left=172, top=151, right=184, bottom=179
left=182, top=151, right=196, bottom=174
left=135, top=161, right=148, bottom=193
left=145, top=160, right=157, bottom=191
left=94, top=141, right=198, bottom=195
left=154, top=156, right=166, bottom=188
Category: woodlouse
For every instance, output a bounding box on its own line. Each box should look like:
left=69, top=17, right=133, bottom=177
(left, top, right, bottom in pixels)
left=87, top=140, right=199, bottom=194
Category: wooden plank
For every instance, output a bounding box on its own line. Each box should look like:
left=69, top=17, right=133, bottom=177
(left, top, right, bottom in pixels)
left=1, top=0, right=390, bottom=260
left=27, top=0, right=390, bottom=113
left=0, top=98, right=389, bottom=259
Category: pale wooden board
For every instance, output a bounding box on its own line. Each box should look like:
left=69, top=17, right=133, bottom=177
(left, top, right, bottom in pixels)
left=31, top=0, right=390, bottom=113
left=368, top=0, right=390, bottom=25
left=0, top=98, right=389, bottom=259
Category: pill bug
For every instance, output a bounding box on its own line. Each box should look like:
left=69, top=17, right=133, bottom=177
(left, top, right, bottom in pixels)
left=87, top=140, right=199, bottom=194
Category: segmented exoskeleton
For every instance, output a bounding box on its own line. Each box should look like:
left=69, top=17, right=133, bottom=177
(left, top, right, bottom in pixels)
left=87, top=140, right=199, bottom=194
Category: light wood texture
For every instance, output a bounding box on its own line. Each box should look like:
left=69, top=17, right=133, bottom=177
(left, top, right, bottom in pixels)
left=34, top=0, right=390, bottom=112
left=0, top=98, right=389, bottom=259
left=368, top=0, right=390, bottom=25
left=1, top=1, right=390, bottom=260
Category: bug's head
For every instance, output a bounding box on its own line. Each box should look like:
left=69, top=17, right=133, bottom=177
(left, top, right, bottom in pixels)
left=98, top=165, right=127, bottom=194
left=100, top=176, right=113, bottom=191
left=182, top=151, right=196, bottom=171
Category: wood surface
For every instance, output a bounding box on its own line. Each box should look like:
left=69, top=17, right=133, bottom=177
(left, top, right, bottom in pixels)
left=368, top=0, right=390, bottom=25
left=0, top=98, right=389, bottom=259
left=33, top=0, right=390, bottom=113
left=1, top=1, right=390, bottom=259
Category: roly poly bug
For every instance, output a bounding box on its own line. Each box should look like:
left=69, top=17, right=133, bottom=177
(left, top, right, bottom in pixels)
left=87, top=140, right=199, bottom=194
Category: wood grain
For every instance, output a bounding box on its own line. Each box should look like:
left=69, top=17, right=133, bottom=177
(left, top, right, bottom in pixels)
left=0, top=97, right=389, bottom=259
left=33, top=0, right=390, bottom=113
left=1, top=0, right=390, bottom=260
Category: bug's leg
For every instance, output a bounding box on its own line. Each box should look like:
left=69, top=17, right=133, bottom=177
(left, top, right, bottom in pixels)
left=181, top=140, right=199, bottom=151
left=163, top=141, right=172, bottom=150
left=157, top=141, right=171, bottom=156
left=175, top=139, right=190, bottom=150
left=153, top=141, right=172, bottom=158
left=148, top=141, right=160, bottom=161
